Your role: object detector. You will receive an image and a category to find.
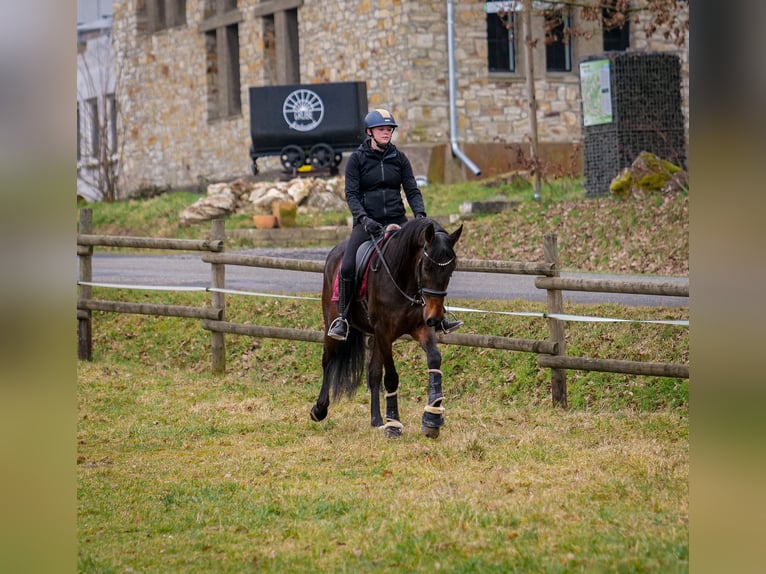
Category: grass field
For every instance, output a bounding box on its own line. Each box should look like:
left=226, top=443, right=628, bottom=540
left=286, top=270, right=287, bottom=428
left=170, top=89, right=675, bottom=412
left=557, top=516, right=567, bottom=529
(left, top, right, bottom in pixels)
left=78, top=290, right=688, bottom=573
left=78, top=180, right=688, bottom=572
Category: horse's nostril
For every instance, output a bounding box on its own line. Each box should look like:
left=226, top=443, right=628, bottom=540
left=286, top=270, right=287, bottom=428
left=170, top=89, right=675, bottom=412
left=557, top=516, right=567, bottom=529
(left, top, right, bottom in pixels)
left=426, top=318, right=438, bottom=327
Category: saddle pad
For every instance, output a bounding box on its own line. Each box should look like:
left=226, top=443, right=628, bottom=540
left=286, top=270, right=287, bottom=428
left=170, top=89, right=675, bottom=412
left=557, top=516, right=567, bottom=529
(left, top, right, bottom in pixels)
left=331, top=224, right=401, bottom=302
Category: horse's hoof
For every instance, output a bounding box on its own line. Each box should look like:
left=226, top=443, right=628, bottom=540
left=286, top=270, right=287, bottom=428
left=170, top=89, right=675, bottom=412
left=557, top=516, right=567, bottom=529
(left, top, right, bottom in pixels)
left=310, top=406, right=327, bottom=422
left=421, top=411, right=445, bottom=429
left=381, top=419, right=403, bottom=438
left=421, top=424, right=440, bottom=439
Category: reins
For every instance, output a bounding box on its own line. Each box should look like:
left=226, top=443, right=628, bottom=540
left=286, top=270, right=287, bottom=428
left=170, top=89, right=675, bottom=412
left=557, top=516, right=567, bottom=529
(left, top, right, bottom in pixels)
left=368, top=229, right=454, bottom=305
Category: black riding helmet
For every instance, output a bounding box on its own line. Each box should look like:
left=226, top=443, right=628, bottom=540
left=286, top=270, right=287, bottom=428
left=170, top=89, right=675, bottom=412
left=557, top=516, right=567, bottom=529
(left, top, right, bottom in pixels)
left=364, top=109, right=398, bottom=130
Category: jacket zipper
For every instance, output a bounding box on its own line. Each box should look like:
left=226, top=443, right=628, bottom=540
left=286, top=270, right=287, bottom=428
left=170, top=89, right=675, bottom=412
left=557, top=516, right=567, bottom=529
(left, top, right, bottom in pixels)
left=380, top=159, right=387, bottom=218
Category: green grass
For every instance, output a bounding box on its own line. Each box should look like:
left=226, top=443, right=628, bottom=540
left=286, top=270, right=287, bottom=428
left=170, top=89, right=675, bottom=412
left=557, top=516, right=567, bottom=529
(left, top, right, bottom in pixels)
left=78, top=178, right=688, bottom=572
left=78, top=291, right=688, bottom=572
left=81, top=178, right=688, bottom=277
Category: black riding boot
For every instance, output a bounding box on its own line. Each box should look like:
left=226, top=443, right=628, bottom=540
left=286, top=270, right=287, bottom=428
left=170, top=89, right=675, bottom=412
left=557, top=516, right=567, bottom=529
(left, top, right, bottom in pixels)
left=327, top=277, right=353, bottom=340
left=439, top=317, right=464, bottom=334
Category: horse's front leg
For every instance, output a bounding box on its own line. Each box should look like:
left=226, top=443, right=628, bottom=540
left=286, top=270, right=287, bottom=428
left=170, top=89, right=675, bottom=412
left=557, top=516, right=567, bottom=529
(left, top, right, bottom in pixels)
left=414, top=328, right=445, bottom=438
left=381, top=345, right=402, bottom=438
left=368, top=338, right=402, bottom=438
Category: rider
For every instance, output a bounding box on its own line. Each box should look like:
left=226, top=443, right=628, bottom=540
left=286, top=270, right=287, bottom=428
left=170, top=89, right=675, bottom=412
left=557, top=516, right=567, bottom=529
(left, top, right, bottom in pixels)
left=327, top=108, right=463, bottom=341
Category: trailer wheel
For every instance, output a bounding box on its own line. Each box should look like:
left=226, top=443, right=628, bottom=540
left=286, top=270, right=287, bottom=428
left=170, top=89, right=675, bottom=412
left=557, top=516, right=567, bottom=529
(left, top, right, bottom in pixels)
left=280, top=145, right=305, bottom=170
left=329, top=153, right=343, bottom=175
left=309, top=143, right=334, bottom=169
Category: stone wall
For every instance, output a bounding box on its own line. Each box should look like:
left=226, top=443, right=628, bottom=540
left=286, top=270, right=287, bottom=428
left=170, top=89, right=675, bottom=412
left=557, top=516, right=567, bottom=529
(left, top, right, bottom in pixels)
left=111, top=0, right=689, bottom=195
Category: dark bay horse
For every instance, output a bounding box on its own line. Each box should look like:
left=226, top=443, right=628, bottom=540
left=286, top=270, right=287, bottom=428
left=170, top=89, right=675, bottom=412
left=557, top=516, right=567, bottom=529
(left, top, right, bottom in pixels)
left=310, top=217, right=463, bottom=438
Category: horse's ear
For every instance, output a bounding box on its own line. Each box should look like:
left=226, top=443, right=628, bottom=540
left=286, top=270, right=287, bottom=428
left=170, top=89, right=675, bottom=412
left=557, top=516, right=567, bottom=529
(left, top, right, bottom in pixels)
left=449, top=224, right=463, bottom=246
left=423, top=222, right=435, bottom=244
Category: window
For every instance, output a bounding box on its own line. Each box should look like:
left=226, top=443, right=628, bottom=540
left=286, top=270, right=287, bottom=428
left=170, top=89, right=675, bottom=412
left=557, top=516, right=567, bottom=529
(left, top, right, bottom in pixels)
left=201, top=1, right=243, bottom=120
left=144, top=0, right=187, bottom=32
left=602, top=1, right=630, bottom=51
left=545, top=8, right=572, bottom=73
left=87, top=97, right=100, bottom=159
left=254, top=1, right=301, bottom=85
left=486, top=7, right=517, bottom=73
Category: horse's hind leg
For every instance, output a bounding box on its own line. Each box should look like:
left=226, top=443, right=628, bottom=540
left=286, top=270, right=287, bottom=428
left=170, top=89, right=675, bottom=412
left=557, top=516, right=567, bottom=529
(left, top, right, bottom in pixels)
left=310, top=345, right=332, bottom=422
left=380, top=345, right=403, bottom=438
left=367, top=344, right=384, bottom=429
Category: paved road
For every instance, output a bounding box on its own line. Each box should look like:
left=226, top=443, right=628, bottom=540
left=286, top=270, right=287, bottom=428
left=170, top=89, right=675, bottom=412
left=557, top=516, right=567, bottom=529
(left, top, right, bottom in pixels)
left=85, top=248, right=689, bottom=308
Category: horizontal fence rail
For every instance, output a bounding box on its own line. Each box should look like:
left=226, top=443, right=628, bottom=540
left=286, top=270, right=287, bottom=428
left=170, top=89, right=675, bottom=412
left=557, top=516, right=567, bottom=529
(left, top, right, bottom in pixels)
left=78, top=234, right=224, bottom=252
left=534, top=277, right=689, bottom=298
left=79, top=298, right=223, bottom=320
left=77, top=210, right=689, bottom=408
left=538, top=355, right=689, bottom=379
left=457, top=259, right=556, bottom=276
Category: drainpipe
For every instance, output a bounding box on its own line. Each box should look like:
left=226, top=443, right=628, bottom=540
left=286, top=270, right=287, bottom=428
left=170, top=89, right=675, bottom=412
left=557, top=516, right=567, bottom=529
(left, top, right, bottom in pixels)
left=447, top=0, right=482, bottom=176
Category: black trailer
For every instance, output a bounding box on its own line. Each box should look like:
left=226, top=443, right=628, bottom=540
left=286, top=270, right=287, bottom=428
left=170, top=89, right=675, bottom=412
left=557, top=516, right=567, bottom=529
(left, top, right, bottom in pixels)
left=248, top=81, right=368, bottom=175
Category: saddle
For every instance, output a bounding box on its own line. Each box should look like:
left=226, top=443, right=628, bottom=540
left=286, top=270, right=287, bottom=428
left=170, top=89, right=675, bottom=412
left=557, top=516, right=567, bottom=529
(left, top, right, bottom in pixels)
left=331, top=224, right=401, bottom=302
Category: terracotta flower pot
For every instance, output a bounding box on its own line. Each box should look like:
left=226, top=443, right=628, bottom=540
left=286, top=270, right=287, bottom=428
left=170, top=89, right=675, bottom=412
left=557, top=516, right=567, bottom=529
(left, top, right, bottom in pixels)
left=253, top=214, right=278, bottom=229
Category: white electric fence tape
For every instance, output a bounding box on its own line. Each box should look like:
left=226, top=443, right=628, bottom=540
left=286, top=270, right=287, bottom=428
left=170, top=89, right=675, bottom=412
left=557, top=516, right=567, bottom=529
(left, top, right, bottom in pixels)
left=78, top=282, right=688, bottom=326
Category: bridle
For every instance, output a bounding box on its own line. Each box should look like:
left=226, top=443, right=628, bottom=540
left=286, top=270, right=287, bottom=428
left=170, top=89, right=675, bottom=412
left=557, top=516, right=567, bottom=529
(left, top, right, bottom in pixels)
left=370, top=231, right=455, bottom=306
left=417, top=244, right=455, bottom=299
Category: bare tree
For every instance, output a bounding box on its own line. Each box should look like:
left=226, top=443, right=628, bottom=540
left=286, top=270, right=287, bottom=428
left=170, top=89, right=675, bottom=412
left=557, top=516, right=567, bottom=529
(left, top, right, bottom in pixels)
left=77, top=29, right=126, bottom=202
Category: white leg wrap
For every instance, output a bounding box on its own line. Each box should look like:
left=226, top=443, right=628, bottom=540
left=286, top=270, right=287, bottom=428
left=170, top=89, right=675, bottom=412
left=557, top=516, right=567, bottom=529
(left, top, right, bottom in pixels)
left=424, top=397, right=445, bottom=415
left=382, top=418, right=404, bottom=430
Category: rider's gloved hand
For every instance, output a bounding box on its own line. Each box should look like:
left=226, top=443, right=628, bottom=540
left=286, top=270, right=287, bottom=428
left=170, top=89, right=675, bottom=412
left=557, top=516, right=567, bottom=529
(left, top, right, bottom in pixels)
left=363, top=216, right=383, bottom=235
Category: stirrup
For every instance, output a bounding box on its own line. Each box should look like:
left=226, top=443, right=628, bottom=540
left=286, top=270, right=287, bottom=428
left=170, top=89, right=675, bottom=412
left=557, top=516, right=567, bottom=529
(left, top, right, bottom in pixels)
left=327, top=317, right=349, bottom=341
left=440, top=318, right=463, bottom=334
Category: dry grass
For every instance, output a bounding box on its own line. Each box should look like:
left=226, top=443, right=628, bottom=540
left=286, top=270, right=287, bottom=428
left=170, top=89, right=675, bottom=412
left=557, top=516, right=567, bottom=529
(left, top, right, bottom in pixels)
left=78, top=293, right=688, bottom=573
left=78, top=358, right=687, bottom=573
left=79, top=183, right=689, bottom=571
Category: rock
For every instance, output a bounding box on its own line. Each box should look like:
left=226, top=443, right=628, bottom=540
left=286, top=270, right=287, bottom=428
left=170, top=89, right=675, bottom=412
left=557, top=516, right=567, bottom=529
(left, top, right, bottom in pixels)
left=249, top=187, right=291, bottom=209
left=179, top=189, right=239, bottom=225
left=286, top=179, right=313, bottom=204
left=304, top=190, right=347, bottom=212
left=179, top=175, right=349, bottom=224
left=610, top=151, right=686, bottom=199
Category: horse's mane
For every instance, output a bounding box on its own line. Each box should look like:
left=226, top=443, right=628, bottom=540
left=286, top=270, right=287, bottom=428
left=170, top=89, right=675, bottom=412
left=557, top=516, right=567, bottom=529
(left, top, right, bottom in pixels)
left=384, top=217, right=451, bottom=275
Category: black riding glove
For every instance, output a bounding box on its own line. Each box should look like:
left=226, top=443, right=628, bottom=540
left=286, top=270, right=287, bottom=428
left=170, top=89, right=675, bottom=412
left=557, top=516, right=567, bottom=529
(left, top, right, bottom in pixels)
left=363, top=217, right=383, bottom=235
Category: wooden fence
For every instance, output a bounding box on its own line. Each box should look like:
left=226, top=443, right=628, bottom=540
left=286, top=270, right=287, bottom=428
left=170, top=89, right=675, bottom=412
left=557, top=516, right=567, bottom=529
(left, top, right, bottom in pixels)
left=77, top=209, right=689, bottom=408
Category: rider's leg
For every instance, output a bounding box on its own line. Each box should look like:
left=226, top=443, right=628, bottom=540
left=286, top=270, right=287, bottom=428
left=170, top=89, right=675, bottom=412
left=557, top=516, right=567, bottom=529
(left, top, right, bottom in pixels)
left=327, top=226, right=366, bottom=341
left=327, top=274, right=353, bottom=340
left=439, top=316, right=463, bottom=334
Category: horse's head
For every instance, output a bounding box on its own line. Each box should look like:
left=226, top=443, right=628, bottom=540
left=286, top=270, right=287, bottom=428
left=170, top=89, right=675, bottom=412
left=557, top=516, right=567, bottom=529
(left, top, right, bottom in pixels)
left=419, top=222, right=463, bottom=328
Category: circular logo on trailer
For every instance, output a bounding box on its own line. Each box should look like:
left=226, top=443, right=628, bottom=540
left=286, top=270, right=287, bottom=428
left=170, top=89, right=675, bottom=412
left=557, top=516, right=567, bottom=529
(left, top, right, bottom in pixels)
left=282, top=89, right=324, bottom=132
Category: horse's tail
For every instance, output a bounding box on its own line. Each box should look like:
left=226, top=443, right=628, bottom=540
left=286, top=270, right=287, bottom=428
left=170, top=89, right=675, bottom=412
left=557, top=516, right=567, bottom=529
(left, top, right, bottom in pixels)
left=324, top=328, right=366, bottom=401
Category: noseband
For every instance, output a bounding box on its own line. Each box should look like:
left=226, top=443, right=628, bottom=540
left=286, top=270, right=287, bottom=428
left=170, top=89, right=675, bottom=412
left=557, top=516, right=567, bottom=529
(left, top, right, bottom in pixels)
left=417, top=243, right=455, bottom=301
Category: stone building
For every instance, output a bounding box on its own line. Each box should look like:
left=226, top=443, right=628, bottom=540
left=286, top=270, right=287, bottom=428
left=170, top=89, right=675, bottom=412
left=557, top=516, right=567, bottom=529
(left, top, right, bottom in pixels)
left=110, top=0, right=688, bottom=196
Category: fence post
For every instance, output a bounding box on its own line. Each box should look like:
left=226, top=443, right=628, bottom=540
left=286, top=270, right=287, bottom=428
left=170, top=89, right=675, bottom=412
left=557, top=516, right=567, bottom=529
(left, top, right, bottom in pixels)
left=543, top=233, right=567, bottom=408
left=78, top=209, right=93, bottom=360
left=210, top=219, right=226, bottom=373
